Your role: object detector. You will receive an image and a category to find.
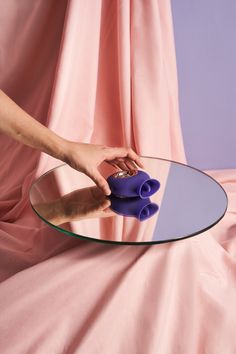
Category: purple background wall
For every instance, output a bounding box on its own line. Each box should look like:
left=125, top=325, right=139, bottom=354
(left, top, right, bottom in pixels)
left=171, top=0, right=236, bottom=170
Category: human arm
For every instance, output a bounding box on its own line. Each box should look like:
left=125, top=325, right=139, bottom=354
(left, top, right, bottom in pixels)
left=0, top=89, right=144, bottom=195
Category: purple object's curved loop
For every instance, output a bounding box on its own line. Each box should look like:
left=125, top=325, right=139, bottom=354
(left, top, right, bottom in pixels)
left=109, top=195, right=159, bottom=221
left=138, top=178, right=160, bottom=199
left=107, top=170, right=160, bottom=199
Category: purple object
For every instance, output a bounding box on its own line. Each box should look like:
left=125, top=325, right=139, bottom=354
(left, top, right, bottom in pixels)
left=107, top=170, right=160, bottom=199
left=109, top=195, right=159, bottom=221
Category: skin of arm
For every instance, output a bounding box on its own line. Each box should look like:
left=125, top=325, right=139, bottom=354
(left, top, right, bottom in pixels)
left=0, top=89, right=65, bottom=160
left=0, top=89, right=144, bottom=195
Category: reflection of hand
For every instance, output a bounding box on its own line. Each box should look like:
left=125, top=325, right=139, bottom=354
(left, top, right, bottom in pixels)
left=61, top=142, right=144, bottom=196
left=34, top=186, right=115, bottom=225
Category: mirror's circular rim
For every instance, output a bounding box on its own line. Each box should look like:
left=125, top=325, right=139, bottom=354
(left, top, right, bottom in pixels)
left=29, top=156, right=228, bottom=246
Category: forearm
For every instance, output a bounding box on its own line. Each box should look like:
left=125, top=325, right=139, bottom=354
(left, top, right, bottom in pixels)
left=0, top=89, right=66, bottom=160
left=0, top=90, right=143, bottom=196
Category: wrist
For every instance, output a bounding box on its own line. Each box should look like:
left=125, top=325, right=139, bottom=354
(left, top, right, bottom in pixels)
left=50, top=135, right=69, bottom=162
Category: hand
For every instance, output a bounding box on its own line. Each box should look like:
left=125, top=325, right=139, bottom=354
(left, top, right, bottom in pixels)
left=34, top=186, right=115, bottom=225
left=61, top=141, right=144, bottom=195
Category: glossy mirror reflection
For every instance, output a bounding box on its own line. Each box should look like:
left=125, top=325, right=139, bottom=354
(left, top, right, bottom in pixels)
left=109, top=195, right=159, bottom=221
left=30, top=157, right=228, bottom=245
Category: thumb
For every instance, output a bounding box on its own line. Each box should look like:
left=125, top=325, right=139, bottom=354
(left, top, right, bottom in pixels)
left=90, top=169, right=111, bottom=196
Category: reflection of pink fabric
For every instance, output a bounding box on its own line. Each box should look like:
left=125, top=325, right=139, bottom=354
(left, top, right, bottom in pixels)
left=0, top=1, right=236, bottom=353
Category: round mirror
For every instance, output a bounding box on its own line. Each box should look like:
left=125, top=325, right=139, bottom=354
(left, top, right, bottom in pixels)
left=29, top=156, right=228, bottom=245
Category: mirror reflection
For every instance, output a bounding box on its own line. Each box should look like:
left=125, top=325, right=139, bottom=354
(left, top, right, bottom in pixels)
left=30, top=157, right=228, bottom=245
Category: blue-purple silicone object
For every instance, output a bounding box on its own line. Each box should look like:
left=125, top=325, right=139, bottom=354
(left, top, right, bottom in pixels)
left=107, top=170, right=160, bottom=199
left=109, top=195, right=159, bottom=221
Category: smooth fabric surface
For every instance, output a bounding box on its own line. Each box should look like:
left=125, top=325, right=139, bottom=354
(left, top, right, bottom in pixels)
left=0, top=1, right=236, bottom=353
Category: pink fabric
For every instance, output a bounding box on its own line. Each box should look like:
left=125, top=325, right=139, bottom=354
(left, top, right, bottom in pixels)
left=0, top=0, right=236, bottom=353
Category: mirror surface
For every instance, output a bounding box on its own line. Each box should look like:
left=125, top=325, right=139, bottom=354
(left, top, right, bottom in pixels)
left=29, top=157, right=228, bottom=245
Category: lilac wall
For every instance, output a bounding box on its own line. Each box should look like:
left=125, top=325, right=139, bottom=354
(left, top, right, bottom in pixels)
left=171, top=0, right=236, bottom=170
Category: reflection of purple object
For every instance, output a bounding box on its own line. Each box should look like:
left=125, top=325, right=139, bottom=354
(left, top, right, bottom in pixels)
left=109, top=195, right=159, bottom=221
left=107, top=170, right=160, bottom=199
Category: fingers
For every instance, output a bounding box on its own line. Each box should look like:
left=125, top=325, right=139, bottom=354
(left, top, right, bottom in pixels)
left=110, top=158, right=137, bottom=171
left=104, top=147, right=144, bottom=169
left=99, top=198, right=111, bottom=211
left=80, top=145, right=144, bottom=195
left=111, top=158, right=129, bottom=171
left=90, top=169, right=111, bottom=196
left=125, top=148, right=144, bottom=169
left=123, top=158, right=137, bottom=170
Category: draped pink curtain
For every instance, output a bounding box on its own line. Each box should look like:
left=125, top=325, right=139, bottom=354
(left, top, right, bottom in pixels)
left=0, top=0, right=236, bottom=353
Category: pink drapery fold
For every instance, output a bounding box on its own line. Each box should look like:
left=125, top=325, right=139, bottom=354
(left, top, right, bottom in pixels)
left=0, top=1, right=236, bottom=353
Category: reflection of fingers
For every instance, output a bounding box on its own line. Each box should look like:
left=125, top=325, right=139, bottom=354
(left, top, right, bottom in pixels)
left=103, top=205, right=115, bottom=216
left=90, top=186, right=105, bottom=199
left=100, top=199, right=111, bottom=210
